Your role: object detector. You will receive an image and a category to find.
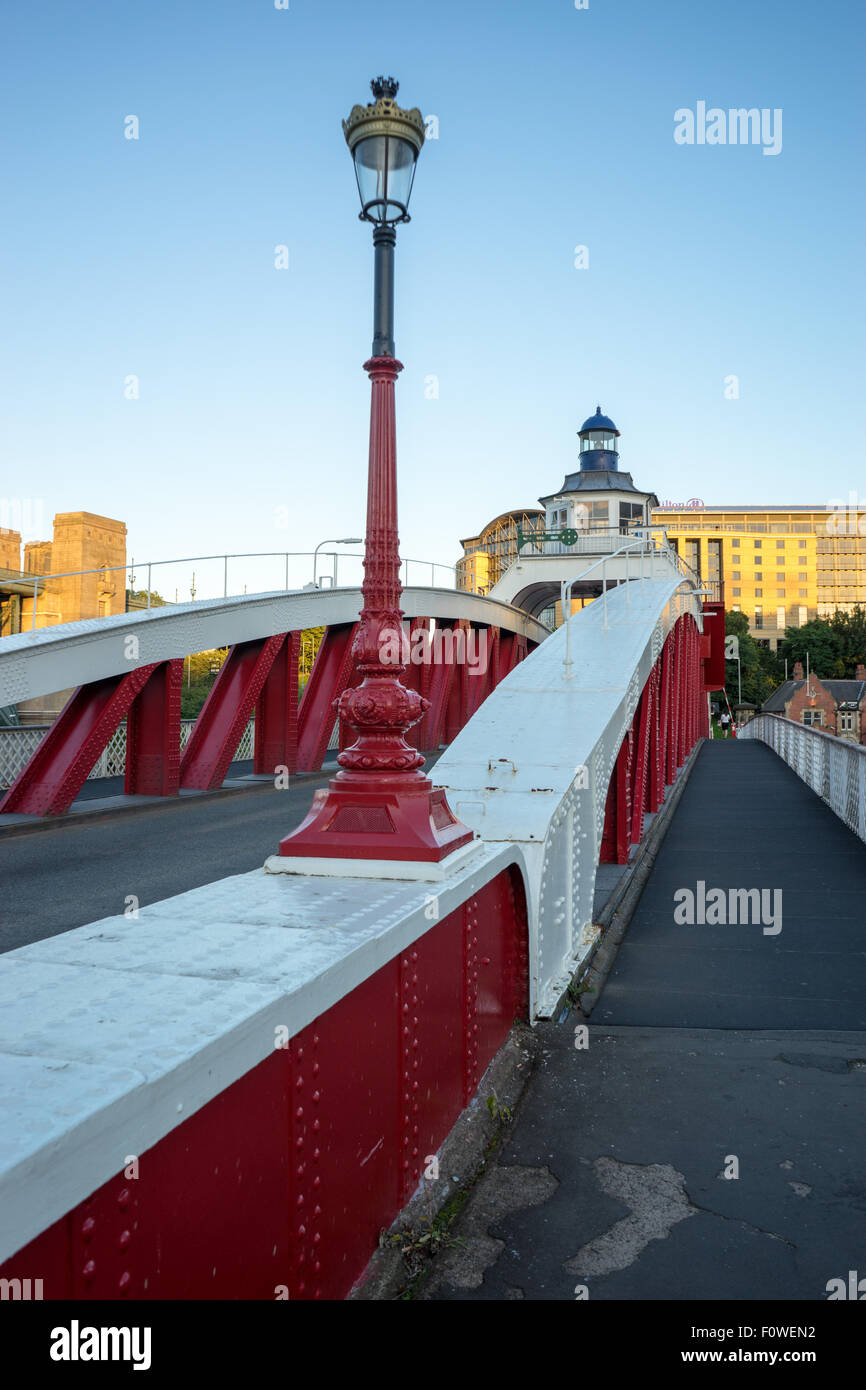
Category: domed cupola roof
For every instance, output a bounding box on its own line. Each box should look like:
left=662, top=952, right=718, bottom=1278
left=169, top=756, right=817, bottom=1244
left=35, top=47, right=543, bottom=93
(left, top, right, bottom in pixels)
left=578, top=406, right=620, bottom=437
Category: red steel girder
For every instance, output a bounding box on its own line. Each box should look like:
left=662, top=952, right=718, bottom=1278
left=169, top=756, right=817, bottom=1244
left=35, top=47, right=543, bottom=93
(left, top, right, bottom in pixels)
left=0, top=663, right=163, bottom=816
left=125, top=659, right=183, bottom=797
left=630, top=669, right=654, bottom=845
left=418, top=627, right=459, bottom=750
left=296, top=624, right=358, bottom=772
left=180, top=635, right=285, bottom=791
left=601, top=725, right=634, bottom=864
left=443, top=619, right=471, bottom=744
left=254, top=632, right=300, bottom=777
left=647, top=661, right=664, bottom=813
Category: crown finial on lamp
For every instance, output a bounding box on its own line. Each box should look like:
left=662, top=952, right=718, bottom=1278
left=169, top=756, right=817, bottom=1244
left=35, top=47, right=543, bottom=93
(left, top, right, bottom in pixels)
left=371, top=76, right=399, bottom=100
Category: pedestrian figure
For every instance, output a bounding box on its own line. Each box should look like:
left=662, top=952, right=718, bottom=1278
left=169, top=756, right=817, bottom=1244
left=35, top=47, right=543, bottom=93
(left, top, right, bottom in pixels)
left=720, top=710, right=731, bottom=738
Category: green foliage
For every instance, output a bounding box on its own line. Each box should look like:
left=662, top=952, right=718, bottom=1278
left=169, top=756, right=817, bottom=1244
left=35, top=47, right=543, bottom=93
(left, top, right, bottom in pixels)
left=779, top=618, right=845, bottom=678
left=126, top=588, right=169, bottom=609
left=180, top=649, right=228, bottom=720
left=486, top=1093, right=513, bottom=1124
left=824, top=607, right=866, bottom=677
left=713, top=610, right=779, bottom=707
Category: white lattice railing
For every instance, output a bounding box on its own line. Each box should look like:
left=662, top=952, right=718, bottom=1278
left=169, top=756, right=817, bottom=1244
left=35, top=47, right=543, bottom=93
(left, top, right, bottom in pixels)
left=739, top=714, right=866, bottom=843
left=0, top=718, right=254, bottom=791
left=0, top=715, right=339, bottom=792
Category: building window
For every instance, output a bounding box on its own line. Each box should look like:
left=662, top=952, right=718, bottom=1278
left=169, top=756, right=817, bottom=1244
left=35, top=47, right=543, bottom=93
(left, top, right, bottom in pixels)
left=798, top=606, right=807, bottom=626
left=754, top=608, right=763, bottom=628
left=776, top=571, right=786, bottom=581
left=755, top=588, right=763, bottom=597
left=776, top=588, right=785, bottom=597
left=731, top=538, right=740, bottom=547
left=754, top=540, right=762, bottom=548
left=799, top=589, right=808, bottom=598
left=732, top=605, right=741, bottom=612
left=732, top=587, right=741, bottom=596
left=803, top=709, right=824, bottom=727
left=839, top=711, right=855, bottom=732
left=777, top=540, right=785, bottom=548
left=799, top=540, right=807, bottom=548
left=776, top=606, right=786, bottom=629
left=732, top=571, right=741, bottom=579
left=798, top=571, right=807, bottom=581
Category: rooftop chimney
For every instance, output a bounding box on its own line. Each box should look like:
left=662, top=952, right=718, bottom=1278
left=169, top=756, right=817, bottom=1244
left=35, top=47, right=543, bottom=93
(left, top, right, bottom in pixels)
left=856, top=664, right=866, bottom=681
left=792, top=661, right=804, bottom=681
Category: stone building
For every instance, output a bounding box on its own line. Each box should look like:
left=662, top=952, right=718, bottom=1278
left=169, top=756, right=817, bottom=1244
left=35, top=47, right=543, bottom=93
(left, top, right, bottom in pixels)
left=0, top=512, right=127, bottom=723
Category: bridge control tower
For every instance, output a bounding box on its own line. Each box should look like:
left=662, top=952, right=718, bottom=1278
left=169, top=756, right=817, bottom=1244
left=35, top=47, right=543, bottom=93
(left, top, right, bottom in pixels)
left=486, top=406, right=660, bottom=622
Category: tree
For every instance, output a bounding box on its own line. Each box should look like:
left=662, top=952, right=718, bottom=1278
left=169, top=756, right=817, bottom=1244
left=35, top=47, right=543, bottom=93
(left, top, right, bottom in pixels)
left=827, top=606, right=866, bottom=677
left=713, top=610, right=777, bottom=708
left=127, top=588, right=169, bottom=609
left=779, top=619, right=844, bottom=678
left=180, top=649, right=228, bottom=719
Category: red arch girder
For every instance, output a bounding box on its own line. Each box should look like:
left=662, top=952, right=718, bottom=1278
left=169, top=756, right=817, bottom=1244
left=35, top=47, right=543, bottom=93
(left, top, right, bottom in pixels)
left=1, top=619, right=538, bottom=816
left=600, top=613, right=704, bottom=865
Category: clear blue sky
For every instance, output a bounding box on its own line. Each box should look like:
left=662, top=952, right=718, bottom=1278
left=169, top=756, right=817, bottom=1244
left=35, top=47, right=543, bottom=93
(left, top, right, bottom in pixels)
left=1, top=0, right=864, bottom=586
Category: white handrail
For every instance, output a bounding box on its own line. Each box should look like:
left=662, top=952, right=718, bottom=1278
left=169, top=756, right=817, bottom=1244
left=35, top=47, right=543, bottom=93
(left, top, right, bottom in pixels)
left=560, top=532, right=699, bottom=677
left=20, top=550, right=459, bottom=632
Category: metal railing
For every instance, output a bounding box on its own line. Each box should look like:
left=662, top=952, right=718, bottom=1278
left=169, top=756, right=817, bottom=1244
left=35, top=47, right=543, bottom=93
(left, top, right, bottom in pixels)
left=739, top=712, right=866, bottom=844
left=0, top=714, right=341, bottom=792
left=559, top=530, right=700, bottom=676
left=15, top=550, right=459, bottom=634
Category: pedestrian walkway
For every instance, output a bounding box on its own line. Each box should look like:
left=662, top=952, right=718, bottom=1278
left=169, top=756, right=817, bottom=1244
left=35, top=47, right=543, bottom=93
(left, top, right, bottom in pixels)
left=425, top=741, right=866, bottom=1300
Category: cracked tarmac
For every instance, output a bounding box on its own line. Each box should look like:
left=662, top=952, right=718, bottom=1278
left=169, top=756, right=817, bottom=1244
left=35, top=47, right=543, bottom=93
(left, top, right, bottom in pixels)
left=424, top=744, right=866, bottom=1301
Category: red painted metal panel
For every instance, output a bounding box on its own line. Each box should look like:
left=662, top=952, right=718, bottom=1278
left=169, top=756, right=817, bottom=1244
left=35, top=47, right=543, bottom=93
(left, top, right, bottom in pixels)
left=179, top=635, right=285, bottom=791
left=124, top=659, right=183, bottom=797
left=397, top=914, right=465, bottom=1205
left=288, top=962, right=401, bottom=1300
left=254, top=632, right=299, bottom=776
left=0, top=1218, right=72, bottom=1300
left=471, top=866, right=529, bottom=1082
left=0, top=868, right=528, bottom=1301
left=296, top=624, right=357, bottom=772
left=0, top=664, right=160, bottom=816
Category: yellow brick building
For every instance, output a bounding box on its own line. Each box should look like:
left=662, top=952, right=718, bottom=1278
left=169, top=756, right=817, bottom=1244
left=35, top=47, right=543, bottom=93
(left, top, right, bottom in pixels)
left=651, top=505, right=866, bottom=651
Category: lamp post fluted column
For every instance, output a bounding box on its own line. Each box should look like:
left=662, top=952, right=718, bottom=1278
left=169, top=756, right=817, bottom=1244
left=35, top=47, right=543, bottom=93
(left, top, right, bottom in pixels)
left=274, top=76, right=473, bottom=867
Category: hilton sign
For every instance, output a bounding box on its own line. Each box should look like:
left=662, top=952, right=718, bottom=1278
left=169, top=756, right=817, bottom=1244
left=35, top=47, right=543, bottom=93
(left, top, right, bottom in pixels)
left=657, top=499, right=705, bottom=510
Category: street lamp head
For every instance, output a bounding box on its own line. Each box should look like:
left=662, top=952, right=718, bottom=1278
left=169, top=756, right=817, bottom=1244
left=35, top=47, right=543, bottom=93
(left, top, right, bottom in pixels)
left=343, top=76, right=425, bottom=225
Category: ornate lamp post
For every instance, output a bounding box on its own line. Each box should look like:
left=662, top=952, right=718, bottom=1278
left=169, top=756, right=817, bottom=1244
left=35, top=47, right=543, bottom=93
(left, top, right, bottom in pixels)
left=274, top=77, right=473, bottom=866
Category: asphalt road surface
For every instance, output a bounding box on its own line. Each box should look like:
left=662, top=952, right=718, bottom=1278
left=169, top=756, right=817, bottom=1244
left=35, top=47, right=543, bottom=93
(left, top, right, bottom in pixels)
left=0, top=752, right=443, bottom=954
left=0, top=771, right=334, bottom=953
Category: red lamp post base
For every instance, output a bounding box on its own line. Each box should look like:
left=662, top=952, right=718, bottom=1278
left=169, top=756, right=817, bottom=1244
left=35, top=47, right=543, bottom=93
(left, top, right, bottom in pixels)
left=277, top=768, right=474, bottom=863
left=275, top=352, right=474, bottom=867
